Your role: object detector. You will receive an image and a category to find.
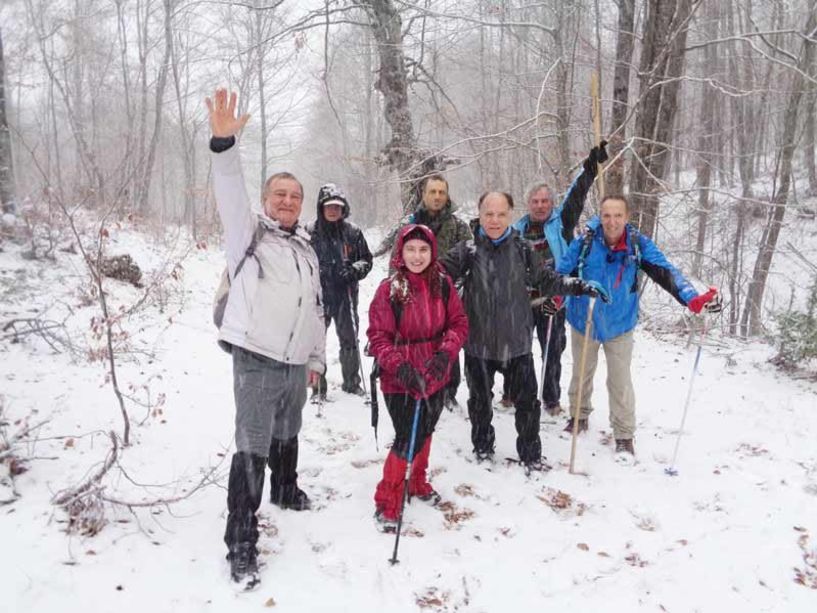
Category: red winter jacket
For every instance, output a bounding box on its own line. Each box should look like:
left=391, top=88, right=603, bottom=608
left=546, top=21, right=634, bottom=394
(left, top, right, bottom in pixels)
left=367, top=225, right=469, bottom=399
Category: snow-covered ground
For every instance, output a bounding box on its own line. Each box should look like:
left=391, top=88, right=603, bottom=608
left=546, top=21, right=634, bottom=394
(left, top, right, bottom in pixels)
left=1, top=220, right=816, bottom=613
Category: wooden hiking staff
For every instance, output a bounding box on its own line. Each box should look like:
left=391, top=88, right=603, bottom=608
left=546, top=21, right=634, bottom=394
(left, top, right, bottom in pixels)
left=569, top=296, right=597, bottom=475
left=590, top=72, right=605, bottom=198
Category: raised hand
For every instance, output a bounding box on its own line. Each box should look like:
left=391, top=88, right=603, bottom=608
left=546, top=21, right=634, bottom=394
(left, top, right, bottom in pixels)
left=205, top=88, right=250, bottom=138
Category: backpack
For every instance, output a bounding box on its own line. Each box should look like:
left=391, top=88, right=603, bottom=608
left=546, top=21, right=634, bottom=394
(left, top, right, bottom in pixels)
left=212, top=223, right=267, bottom=330
left=576, top=225, right=642, bottom=292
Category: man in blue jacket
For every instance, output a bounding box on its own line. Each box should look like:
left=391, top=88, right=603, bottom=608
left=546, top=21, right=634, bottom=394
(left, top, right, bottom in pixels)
left=509, top=143, right=608, bottom=414
left=556, top=195, right=721, bottom=458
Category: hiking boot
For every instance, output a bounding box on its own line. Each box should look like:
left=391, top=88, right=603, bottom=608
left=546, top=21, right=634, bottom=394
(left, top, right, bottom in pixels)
left=270, top=483, right=311, bottom=511
left=374, top=508, right=399, bottom=533
left=522, top=458, right=552, bottom=475
left=544, top=402, right=562, bottom=416
left=414, top=488, right=442, bottom=506
left=342, top=383, right=366, bottom=396
left=615, top=438, right=635, bottom=455
left=474, top=449, right=495, bottom=463
left=227, top=542, right=259, bottom=585
left=563, top=417, right=589, bottom=433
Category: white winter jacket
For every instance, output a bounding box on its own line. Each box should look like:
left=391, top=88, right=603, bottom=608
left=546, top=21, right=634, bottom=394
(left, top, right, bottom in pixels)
left=212, top=144, right=325, bottom=373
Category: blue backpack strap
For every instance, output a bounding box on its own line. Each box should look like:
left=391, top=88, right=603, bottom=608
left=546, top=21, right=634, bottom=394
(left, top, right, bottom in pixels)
left=629, top=226, right=643, bottom=293
left=576, top=227, right=596, bottom=280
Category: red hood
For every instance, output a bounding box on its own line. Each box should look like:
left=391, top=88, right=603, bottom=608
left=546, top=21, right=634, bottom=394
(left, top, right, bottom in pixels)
left=391, top=224, right=439, bottom=270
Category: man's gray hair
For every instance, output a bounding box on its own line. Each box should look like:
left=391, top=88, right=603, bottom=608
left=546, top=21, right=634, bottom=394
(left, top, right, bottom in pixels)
left=523, top=181, right=554, bottom=204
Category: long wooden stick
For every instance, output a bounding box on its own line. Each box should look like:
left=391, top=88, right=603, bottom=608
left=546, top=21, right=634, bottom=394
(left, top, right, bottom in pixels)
left=590, top=72, right=605, bottom=199
left=569, top=297, right=596, bottom=474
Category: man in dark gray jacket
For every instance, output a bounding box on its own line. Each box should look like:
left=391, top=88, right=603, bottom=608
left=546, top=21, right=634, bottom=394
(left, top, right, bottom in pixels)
left=441, top=191, right=605, bottom=472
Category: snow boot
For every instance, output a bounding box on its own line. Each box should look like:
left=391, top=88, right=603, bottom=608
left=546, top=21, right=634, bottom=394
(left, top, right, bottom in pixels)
left=227, top=542, right=260, bottom=590
left=563, top=417, right=589, bottom=433
left=268, top=436, right=311, bottom=511
left=224, top=452, right=265, bottom=589
left=615, top=438, right=635, bottom=455
left=341, top=382, right=366, bottom=396
left=544, top=402, right=562, bottom=416
left=374, top=508, right=399, bottom=533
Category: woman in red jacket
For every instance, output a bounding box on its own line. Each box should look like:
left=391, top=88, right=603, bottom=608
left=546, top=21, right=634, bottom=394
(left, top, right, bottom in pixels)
left=367, top=224, right=469, bottom=532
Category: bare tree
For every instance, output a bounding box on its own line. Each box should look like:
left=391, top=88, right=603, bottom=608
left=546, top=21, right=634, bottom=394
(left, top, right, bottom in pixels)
left=605, top=0, right=635, bottom=195
left=0, top=28, right=15, bottom=214
left=629, top=0, right=699, bottom=238
left=741, top=8, right=817, bottom=337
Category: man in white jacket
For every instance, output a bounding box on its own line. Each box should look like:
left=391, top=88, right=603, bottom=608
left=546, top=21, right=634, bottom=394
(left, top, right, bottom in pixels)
left=206, top=88, right=325, bottom=588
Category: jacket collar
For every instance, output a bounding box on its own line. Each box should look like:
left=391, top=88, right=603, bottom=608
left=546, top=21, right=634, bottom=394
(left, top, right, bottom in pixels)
left=257, top=214, right=311, bottom=244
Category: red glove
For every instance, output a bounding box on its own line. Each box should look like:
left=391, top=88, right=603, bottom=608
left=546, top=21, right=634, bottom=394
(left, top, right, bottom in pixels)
left=688, top=287, right=721, bottom=314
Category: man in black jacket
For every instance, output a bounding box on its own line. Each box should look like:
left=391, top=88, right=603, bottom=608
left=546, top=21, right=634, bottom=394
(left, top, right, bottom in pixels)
left=440, top=191, right=606, bottom=471
left=307, top=184, right=373, bottom=399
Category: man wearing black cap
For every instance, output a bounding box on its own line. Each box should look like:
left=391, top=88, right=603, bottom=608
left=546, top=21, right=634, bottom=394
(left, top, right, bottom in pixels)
left=307, top=184, right=373, bottom=399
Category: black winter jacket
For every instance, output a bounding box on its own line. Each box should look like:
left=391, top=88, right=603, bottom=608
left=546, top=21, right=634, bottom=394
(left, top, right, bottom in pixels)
left=441, top=229, right=588, bottom=361
left=307, top=217, right=372, bottom=310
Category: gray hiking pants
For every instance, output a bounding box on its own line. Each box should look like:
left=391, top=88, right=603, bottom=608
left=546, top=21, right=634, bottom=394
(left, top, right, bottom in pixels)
left=567, top=327, right=636, bottom=440
left=232, top=346, right=307, bottom=456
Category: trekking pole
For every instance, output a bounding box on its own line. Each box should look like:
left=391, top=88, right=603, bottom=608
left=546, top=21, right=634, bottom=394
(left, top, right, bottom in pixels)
left=665, top=317, right=709, bottom=477
left=370, top=366, right=380, bottom=451
left=347, top=286, right=369, bottom=402
left=389, top=396, right=424, bottom=565
left=569, top=296, right=596, bottom=475
left=538, top=314, right=554, bottom=405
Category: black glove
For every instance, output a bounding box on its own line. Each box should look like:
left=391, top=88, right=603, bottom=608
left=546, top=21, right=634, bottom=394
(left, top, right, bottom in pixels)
left=351, top=260, right=370, bottom=280
left=425, top=351, right=450, bottom=382
left=539, top=296, right=564, bottom=316
left=574, top=279, right=612, bottom=304
left=396, top=362, right=426, bottom=396
left=339, top=261, right=356, bottom=283
left=583, top=140, right=609, bottom=175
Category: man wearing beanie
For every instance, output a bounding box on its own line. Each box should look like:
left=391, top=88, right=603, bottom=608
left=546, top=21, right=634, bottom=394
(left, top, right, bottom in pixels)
left=307, top=183, right=373, bottom=399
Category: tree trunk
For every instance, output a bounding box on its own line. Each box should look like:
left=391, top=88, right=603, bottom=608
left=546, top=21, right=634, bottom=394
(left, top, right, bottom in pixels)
left=806, top=91, right=817, bottom=196
left=362, top=0, right=418, bottom=215
left=0, top=28, right=16, bottom=213
left=740, top=9, right=816, bottom=337
left=692, top=6, right=719, bottom=277
left=628, top=0, right=697, bottom=238
left=605, top=0, right=635, bottom=196
left=136, top=0, right=173, bottom=215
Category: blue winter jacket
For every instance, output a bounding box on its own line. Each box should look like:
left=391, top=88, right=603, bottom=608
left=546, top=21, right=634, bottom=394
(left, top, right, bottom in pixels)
left=556, top=217, right=699, bottom=342
left=512, top=169, right=595, bottom=269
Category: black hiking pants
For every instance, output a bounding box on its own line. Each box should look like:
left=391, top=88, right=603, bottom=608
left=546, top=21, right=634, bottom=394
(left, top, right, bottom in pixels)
left=465, top=353, right=542, bottom=463
left=385, top=390, right=445, bottom=459
left=318, top=289, right=361, bottom=392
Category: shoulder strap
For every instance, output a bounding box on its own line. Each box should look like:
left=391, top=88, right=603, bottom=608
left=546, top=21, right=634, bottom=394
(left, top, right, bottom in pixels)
left=577, top=227, right=595, bottom=280
left=512, top=234, right=534, bottom=285
left=232, top=222, right=267, bottom=281
left=629, top=227, right=643, bottom=292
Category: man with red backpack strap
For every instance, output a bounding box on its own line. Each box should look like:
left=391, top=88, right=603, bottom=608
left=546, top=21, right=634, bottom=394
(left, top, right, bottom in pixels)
left=556, top=194, right=722, bottom=459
